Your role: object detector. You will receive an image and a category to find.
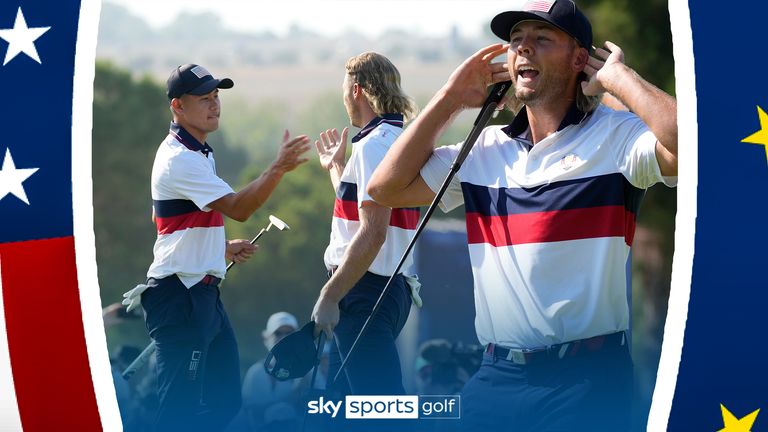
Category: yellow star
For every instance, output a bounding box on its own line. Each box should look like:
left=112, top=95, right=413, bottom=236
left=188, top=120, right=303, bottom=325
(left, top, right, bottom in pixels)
left=742, top=106, right=768, bottom=163
left=717, top=404, right=760, bottom=432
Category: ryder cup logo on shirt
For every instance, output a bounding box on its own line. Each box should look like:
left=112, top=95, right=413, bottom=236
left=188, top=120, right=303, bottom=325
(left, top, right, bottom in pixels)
left=560, top=153, right=582, bottom=170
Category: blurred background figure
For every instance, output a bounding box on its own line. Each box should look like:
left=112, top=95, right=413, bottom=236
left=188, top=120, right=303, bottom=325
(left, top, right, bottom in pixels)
left=240, top=312, right=301, bottom=431
left=414, top=339, right=481, bottom=396
left=103, top=303, right=157, bottom=432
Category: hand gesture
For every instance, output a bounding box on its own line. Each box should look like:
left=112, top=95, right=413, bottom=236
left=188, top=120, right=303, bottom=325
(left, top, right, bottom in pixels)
left=273, top=130, right=311, bottom=173
left=225, top=239, right=257, bottom=264
left=315, top=128, right=348, bottom=171
left=443, top=44, right=510, bottom=110
left=581, top=41, right=626, bottom=96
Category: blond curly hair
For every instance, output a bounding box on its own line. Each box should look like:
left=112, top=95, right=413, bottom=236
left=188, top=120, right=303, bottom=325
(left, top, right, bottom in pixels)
left=345, top=52, right=418, bottom=122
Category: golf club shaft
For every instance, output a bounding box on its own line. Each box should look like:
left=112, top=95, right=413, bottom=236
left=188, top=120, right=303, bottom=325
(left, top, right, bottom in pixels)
left=332, top=81, right=512, bottom=386
left=121, top=340, right=155, bottom=380
left=225, top=227, right=268, bottom=271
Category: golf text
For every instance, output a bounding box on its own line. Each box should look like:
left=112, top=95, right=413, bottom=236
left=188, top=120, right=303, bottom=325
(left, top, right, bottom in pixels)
left=306, top=395, right=460, bottom=419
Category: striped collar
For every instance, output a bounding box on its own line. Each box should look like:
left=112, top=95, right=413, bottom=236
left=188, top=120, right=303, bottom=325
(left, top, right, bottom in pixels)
left=502, top=103, right=591, bottom=139
left=351, top=113, right=404, bottom=143
left=169, top=122, right=214, bottom=157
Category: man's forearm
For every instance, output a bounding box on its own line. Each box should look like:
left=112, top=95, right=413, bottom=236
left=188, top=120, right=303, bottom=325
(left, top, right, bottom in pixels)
left=211, top=163, right=286, bottom=222
left=318, top=222, right=387, bottom=303
left=369, top=89, right=460, bottom=202
left=328, top=162, right=345, bottom=192
left=319, top=203, right=391, bottom=303
left=603, top=64, right=678, bottom=168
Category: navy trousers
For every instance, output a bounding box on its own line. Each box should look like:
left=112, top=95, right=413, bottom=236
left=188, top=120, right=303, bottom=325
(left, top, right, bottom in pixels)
left=461, top=338, right=633, bottom=432
left=326, top=271, right=412, bottom=396
left=141, top=275, right=241, bottom=432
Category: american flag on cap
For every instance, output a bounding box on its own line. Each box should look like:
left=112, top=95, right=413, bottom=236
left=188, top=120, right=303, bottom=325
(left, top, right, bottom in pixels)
left=0, top=0, right=121, bottom=431
left=523, top=0, right=555, bottom=13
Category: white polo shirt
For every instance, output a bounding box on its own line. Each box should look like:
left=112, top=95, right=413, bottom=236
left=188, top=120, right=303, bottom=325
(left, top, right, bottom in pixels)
left=324, top=114, right=420, bottom=276
left=420, top=104, right=677, bottom=349
left=147, top=123, right=234, bottom=288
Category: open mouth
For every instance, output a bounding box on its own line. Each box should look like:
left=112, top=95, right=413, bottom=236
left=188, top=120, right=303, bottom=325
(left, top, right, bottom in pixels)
left=517, top=66, right=539, bottom=81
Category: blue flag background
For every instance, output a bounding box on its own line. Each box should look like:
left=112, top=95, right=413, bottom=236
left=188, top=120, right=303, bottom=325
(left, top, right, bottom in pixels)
left=668, top=1, right=768, bottom=430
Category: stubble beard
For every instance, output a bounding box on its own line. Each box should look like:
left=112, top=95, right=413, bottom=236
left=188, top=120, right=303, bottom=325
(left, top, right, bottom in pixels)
left=514, top=69, right=572, bottom=109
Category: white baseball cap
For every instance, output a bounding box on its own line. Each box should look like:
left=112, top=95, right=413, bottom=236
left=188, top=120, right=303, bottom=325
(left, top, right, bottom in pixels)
left=263, top=312, right=299, bottom=338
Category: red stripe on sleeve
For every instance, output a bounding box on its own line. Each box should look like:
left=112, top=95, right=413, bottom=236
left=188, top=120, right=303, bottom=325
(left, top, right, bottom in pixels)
left=333, top=199, right=360, bottom=221
left=389, top=208, right=419, bottom=230
left=334, top=199, right=419, bottom=230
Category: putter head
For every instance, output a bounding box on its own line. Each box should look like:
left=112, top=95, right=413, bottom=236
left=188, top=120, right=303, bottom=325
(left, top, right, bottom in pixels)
left=268, top=215, right=290, bottom=231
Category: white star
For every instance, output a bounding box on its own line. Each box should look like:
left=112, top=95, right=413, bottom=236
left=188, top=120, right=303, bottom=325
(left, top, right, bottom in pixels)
left=0, top=148, right=39, bottom=205
left=0, top=8, right=50, bottom=66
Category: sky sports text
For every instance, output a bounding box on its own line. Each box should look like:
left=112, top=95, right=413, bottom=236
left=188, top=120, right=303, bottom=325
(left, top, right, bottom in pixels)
left=306, top=395, right=460, bottom=419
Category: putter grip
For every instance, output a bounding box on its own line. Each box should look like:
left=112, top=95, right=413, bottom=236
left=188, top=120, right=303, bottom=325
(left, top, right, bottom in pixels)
left=475, top=80, right=513, bottom=125
left=452, top=80, right=513, bottom=170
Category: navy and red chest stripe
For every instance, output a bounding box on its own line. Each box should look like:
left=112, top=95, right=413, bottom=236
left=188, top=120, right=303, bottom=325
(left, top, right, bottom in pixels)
left=462, top=173, right=644, bottom=246
left=153, top=199, right=224, bottom=235
left=334, top=182, right=419, bottom=229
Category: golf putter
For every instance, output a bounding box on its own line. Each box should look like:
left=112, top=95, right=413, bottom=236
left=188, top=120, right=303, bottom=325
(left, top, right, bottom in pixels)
left=226, top=214, right=290, bottom=270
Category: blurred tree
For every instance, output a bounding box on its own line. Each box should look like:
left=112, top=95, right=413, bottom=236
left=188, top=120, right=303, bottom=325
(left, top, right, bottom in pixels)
left=222, top=161, right=335, bottom=368
left=93, top=61, right=167, bottom=348
left=93, top=61, right=164, bottom=299
left=582, top=0, right=675, bottom=94
left=217, top=96, right=290, bottom=167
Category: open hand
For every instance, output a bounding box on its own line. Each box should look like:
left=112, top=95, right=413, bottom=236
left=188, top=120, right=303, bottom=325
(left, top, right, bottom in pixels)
left=443, top=44, right=510, bottom=110
left=582, top=41, right=626, bottom=96
left=273, top=130, right=311, bottom=173
left=315, top=128, right=348, bottom=171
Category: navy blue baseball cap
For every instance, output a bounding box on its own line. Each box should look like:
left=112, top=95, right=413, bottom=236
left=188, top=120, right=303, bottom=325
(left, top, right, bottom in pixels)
left=166, top=63, right=234, bottom=99
left=264, top=321, right=321, bottom=381
left=491, top=0, right=592, bottom=51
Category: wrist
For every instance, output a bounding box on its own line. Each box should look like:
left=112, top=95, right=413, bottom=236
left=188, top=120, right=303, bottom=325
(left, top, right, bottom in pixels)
left=435, top=87, right=464, bottom=114
left=319, top=284, right=342, bottom=304
left=601, top=63, right=633, bottom=96
left=329, top=161, right=345, bottom=173
left=267, top=161, right=289, bottom=176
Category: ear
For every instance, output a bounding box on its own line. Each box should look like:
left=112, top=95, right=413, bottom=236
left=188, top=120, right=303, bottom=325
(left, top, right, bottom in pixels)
left=170, top=97, right=183, bottom=114
left=573, top=47, right=589, bottom=72
left=352, top=82, right=362, bottom=99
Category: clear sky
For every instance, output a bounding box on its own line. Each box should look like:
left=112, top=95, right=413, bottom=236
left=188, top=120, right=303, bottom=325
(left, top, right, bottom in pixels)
left=103, top=0, right=524, bottom=38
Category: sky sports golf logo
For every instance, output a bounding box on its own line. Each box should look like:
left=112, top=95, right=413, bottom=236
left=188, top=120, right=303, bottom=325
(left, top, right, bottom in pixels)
left=307, top=395, right=460, bottom=419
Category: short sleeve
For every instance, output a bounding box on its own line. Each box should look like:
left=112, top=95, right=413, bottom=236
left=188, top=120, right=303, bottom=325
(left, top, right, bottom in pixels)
left=351, top=139, right=389, bottom=206
left=610, top=112, right=677, bottom=189
left=420, top=143, right=465, bottom=212
left=169, top=153, right=235, bottom=210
